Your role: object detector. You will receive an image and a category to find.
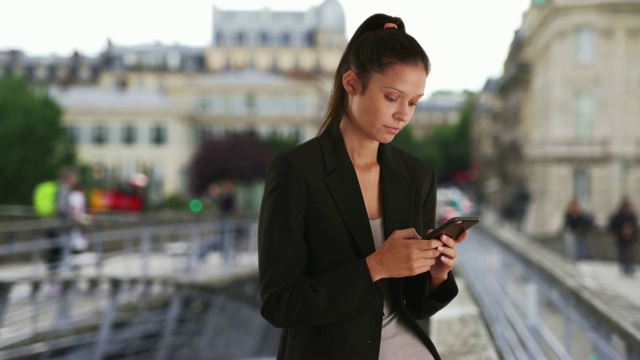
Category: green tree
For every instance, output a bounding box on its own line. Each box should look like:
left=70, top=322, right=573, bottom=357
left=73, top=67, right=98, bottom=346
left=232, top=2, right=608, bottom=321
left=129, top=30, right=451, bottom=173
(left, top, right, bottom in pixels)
left=263, top=132, right=299, bottom=156
left=0, top=76, right=76, bottom=205
left=392, top=93, right=475, bottom=183
left=188, top=132, right=273, bottom=195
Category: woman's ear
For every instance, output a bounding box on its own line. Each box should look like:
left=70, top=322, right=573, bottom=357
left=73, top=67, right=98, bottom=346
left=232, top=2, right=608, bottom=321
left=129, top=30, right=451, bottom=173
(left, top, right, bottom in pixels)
left=342, top=70, right=360, bottom=96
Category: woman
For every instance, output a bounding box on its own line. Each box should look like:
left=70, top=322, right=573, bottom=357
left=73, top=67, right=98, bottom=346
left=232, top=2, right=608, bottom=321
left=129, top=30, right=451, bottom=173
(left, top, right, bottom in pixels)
left=258, top=13, right=467, bottom=359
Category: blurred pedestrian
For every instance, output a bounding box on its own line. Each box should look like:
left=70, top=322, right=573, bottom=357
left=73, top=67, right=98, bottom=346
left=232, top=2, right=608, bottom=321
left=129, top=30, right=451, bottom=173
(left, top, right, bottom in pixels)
left=47, top=168, right=77, bottom=271
left=560, top=197, right=594, bottom=261
left=199, top=179, right=239, bottom=262
left=44, top=167, right=77, bottom=293
left=219, top=179, right=238, bottom=216
left=607, top=198, right=638, bottom=277
left=68, top=183, right=90, bottom=254
left=258, top=13, right=466, bottom=359
left=514, top=182, right=531, bottom=231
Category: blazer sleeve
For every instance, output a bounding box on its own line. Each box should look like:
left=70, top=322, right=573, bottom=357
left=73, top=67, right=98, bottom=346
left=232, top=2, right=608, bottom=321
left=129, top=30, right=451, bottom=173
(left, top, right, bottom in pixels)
left=258, top=155, right=382, bottom=329
left=404, top=165, right=459, bottom=320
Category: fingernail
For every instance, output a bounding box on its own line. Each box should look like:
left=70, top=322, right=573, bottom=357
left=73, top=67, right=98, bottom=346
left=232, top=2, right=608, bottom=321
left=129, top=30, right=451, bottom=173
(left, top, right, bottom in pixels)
left=440, top=235, right=446, bottom=241
left=438, top=246, right=444, bottom=252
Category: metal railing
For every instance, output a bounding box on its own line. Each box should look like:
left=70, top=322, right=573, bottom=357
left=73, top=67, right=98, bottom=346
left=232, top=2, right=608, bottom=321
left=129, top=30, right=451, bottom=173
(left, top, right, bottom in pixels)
left=457, top=209, right=640, bottom=360
left=4, top=209, right=640, bottom=359
left=0, top=215, right=274, bottom=359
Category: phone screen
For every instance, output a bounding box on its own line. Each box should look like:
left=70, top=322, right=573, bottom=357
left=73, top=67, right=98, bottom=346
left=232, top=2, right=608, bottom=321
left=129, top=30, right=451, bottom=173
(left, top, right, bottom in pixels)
left=424, top=216, right=479, bottom=240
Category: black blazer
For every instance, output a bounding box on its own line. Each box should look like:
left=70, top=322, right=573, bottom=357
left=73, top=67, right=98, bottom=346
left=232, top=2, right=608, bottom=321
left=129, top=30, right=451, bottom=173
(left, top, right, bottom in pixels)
left=258, top=124, right=458, bottom=359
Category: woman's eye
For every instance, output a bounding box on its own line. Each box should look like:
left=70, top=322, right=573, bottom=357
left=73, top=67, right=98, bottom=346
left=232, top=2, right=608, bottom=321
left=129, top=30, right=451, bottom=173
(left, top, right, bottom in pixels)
left=385, top=96, right=397, bottom=102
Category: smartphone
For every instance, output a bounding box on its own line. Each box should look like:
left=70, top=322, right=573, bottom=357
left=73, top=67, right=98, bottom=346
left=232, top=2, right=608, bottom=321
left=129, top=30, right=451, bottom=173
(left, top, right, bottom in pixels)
left=424, top=216, right=479, bottom=240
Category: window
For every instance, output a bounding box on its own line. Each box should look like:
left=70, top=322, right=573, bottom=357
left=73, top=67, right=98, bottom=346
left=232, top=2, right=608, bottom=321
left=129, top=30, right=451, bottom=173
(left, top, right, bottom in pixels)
left=91, top=125, right=109, bottom=145
left=124, top=53, right=138, bottom=67
left=228, top=94, right=248, bottom=115
left=66, top=126, right=80, bottom=144
left=306, top=31, right=316, bottom=47
left=576, top=27, right=595, bottom=63
left=236, top=32, right=245, bottom=46
left=575, top=91, right=594, bottom=141
left=574, top=169, right=590, bottom=204
left=194, top=96, right=208, bottom=114
left=35, top=65, right=48, bottom=80
left=281, top=32, right=291, bottom=47
left=216, top=31, right=224, bottom=46
left=260, top=32, right=270, bottom=46
left=167, top=52, right=181, bottom=71
left=122, top=125, right=138, bottom=145
left=78, top=65, right=91, bottom=81
left=150, top=124, right=168, bottom=145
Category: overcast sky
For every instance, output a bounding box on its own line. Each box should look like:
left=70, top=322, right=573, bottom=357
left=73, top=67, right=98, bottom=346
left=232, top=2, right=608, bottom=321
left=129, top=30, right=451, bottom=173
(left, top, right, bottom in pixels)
left=0, top=0, right=530, bottom=96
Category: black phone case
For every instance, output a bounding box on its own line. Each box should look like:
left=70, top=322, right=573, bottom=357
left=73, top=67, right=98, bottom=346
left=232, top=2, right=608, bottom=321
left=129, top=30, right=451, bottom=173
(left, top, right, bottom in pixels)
left=424, top=216, right=479, bottom=240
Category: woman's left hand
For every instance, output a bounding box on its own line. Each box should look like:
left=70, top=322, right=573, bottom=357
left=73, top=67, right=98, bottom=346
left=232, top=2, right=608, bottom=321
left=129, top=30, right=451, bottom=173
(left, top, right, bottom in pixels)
left=429, top=231, right=468, bottom=286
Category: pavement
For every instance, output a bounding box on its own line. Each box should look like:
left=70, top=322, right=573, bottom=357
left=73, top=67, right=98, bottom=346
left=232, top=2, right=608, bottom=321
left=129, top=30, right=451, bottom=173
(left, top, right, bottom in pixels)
left=431, top=276, right=500, bottom=360
left=482, top=212, right=640, bottom=310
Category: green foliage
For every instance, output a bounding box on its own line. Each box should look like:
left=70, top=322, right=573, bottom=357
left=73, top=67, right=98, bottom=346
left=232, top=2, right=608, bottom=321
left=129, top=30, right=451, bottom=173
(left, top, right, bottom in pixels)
left=0, top=76, right=76, bottom=205
left=392, top=95, right=475, bottom=183
left=263, top=133, right=299, bottom=156
left=189, top=132, right=273, bottom=195
left=160, top=192, right=190, bottom=210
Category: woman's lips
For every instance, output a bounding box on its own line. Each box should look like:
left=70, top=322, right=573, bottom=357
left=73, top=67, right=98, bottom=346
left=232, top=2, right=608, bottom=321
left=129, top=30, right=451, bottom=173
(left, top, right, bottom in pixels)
left=384, top=126, right=400, bottom=134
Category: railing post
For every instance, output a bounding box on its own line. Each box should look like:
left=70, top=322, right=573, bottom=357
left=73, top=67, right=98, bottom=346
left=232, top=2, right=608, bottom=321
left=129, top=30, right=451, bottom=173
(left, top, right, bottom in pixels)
left=0, top=281, right=13, bottom=329
left=55, top=278, right=75, bottom=329
left=592, top=326, right=612, bottom=360
left=248, top=221, right=258, bottom=254
left=222, top=220, right=234, bottom=266
left=94, top=278, right=121, bottom=360
left=525, top=280, right=540, bottom=346
left=198, top=294, right=224, bottom=354
left=94, top=230, right=105, bottom=277
left=141, top=227, right=151, bottom=279
left=188, top=224, right=202, bottom=281
left=30, top=280, right=41, bottom=333
left=32, top=230, right=44, bottom=276
left=59, top=228, right=72, bottom=276
left=156, top=285, right=183, bottom=360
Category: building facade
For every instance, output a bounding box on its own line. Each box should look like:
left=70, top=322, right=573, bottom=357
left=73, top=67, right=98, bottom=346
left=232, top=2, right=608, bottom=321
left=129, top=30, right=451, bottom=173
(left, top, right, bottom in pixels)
left=480, top=0, right=640, bottom=235
left=2, top=0, right=467, bottom=204
left=1, top=0, right=348, bottom=200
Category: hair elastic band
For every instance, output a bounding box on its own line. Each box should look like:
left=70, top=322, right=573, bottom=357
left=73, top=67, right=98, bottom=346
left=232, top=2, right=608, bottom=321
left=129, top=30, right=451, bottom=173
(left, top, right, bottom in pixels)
left=383, top=23, right=398, bottom=29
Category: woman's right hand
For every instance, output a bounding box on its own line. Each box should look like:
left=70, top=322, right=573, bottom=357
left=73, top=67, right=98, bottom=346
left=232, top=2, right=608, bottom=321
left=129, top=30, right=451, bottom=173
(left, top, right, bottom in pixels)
left=366, top=228, right=443, bottom=282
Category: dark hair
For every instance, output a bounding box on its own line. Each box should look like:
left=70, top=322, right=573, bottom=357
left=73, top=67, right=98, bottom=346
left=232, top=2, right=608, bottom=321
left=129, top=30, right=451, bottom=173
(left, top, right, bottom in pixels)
left=317, top=13, right=431, bottom=135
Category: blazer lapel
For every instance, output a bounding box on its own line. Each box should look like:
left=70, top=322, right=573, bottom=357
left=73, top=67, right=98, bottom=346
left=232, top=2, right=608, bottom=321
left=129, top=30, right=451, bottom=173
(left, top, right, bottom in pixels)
left=379, top=143, right=415, bottom=239
left=320, top=125, right=376, bottom=257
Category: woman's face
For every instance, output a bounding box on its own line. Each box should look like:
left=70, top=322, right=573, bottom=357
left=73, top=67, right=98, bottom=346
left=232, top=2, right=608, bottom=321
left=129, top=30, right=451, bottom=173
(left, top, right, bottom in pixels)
left=346, top=63, right=426, bottom=144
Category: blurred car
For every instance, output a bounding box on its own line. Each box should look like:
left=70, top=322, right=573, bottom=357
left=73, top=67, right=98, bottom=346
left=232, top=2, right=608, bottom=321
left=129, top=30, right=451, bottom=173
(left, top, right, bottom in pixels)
left=436, top=186, right=476, bottom=224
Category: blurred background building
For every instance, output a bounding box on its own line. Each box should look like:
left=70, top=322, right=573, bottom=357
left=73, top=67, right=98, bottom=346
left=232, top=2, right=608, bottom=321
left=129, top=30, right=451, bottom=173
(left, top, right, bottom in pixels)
left=0, top=0, right=348, bottom=202
left=473, top=0, right=640, bottom=235
left=0, top=0, right=468, bottom=212
left=10, top=0, right=636, bottom=237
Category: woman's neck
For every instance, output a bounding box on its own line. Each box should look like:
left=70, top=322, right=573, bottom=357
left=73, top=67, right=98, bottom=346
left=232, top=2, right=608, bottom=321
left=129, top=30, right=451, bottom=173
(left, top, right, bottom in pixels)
left=339, top=117, right=379, bottom=168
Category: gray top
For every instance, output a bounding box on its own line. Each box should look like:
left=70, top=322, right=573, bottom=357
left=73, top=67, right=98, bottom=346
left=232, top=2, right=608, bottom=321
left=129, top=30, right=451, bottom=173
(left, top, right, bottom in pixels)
left=370, top=217, right=435, bottom=360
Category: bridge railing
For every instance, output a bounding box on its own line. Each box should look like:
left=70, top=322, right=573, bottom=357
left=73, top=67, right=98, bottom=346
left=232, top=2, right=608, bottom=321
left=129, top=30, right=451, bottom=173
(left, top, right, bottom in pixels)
left=457, top=209, right=640, bottom=360
left=0, top=215, right=258, bottom=280
left=0, top=216, right=261, bottom=352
